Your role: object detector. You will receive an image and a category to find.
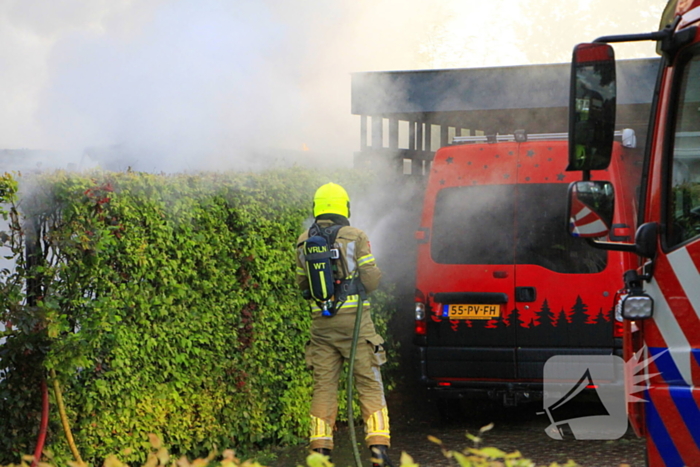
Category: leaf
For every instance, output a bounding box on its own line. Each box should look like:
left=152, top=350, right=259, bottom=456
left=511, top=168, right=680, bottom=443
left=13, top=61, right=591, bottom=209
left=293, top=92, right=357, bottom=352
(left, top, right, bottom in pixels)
left=104, top=454, right=128, bottom=467
left=468, top=446, right=507, bottom=459
left=306, top=452, right=333, bottom=467
left=465, top=433, right=481, bottom=444
left=479, top=422, right=494, bottom=433
left=157, top=447, right=170, bottom=465
left=399, top=452, right=419, bottom=467
left=148, top=433, right=162, bottom=449
left=451, top=451, right=473, bottom=467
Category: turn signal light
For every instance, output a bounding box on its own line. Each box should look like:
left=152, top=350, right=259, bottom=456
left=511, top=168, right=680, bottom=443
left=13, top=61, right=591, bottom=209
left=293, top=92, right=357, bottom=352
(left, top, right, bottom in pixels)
left=415, top=302, right=427, bottom=336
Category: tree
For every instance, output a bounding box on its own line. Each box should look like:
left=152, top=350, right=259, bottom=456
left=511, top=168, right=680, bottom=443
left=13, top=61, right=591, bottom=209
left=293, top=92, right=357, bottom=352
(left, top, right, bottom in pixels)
left=519, top=307, right=536, bottom=328
left=585, top=306, right=603, bottom=325
left=556, top=307, right=568, bottom=328
left=539, top=299, right=553, bottom=327
left=569, top=295, right=589, bottom=326
left=502, top=306, right=514, bottom=327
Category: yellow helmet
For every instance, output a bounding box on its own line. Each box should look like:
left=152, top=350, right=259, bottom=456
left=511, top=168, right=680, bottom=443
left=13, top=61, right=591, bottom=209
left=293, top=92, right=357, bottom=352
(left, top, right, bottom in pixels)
left=313, top=183, right=350, bottom=218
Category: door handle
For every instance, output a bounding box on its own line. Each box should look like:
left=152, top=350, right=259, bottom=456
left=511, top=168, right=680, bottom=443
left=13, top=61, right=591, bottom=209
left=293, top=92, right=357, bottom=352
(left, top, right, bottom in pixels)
left=515, top=287, right=536, bottom=302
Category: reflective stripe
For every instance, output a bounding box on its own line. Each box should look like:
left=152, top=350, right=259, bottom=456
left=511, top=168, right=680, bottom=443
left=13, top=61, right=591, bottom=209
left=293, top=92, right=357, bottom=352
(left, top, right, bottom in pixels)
left=346, top=241, right=356, bottom=272
left=647, top=279, right=693, bottom=386
left=365, top=407, right=391, bottom=439
left=310, top=297, right=369, bottom=312
left=296, top=267, right=306, bottom=275
left=310, top=415, right=333, bottom=442
left=358, top=254, right=375, bottom=266
left=320, top=270, right=328, bottom=297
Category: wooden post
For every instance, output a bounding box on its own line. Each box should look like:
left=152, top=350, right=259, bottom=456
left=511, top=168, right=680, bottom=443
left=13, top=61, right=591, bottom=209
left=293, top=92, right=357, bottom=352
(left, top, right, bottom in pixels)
left=417, top=122, right=424, bottom=151
left=360, top=115, right=367, bottom=148
left=371, top=116, right=382, bottom=149
left=409, top=121, right=416, bottom=150
left=425, top=123, right=432, bottom=153
left=389, top=118, right=399, bottom=150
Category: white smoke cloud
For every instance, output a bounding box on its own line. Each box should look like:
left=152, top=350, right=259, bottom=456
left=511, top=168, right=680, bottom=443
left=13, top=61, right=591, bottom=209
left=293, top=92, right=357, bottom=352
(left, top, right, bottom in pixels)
left=0, top=0, right=664, bottom=172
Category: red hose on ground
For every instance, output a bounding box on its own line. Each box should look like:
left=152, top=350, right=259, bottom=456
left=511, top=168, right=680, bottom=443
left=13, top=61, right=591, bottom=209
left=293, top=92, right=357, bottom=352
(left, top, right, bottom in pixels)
left=31, top=380, right=49, bottom=467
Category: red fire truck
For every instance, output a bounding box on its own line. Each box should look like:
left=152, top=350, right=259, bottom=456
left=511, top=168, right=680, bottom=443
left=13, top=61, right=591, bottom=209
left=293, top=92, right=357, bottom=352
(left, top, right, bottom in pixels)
left=564, top=0, right=700, bottom=465
left=413, top=132, right=643, bottom=408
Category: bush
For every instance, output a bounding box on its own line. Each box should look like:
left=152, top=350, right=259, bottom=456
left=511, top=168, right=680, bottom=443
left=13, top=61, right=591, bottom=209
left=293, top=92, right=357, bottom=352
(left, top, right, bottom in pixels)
left=0, top=169, right=396, bottom=465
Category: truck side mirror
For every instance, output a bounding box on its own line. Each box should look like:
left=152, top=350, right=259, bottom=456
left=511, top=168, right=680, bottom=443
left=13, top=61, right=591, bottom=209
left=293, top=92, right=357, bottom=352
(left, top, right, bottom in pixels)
left=567, top=43, right=617, bottom=172
left=634, top=222, right=658, bottom=259
left=567, top=181, right=614, bottom=238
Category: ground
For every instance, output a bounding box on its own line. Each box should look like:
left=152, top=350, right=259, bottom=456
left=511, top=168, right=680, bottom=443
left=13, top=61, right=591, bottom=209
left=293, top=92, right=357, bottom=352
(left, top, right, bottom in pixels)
left=272, top=386, right=646, bottom=467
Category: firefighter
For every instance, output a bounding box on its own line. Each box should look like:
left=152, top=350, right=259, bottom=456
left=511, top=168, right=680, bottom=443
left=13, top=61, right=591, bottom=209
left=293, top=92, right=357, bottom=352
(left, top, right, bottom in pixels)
left=296, top=182, right=393, bottom=467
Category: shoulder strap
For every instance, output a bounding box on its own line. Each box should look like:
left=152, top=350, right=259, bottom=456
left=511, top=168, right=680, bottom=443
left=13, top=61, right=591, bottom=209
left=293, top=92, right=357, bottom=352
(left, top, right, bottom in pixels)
left=309, top=223, right=343, bottom=246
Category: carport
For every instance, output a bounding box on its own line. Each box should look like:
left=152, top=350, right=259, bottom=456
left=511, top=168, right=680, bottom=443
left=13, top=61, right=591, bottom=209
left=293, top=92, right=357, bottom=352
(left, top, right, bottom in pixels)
left=351, top=58, right=659, bottom=174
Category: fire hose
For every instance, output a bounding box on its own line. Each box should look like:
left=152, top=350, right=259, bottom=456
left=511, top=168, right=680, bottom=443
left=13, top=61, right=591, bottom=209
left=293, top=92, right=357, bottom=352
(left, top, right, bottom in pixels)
left=30, top=381, right=49, bottom=467
left=50, top=368, right=84, bottom=465
left=31, top=371, right=84, bottom=466
left=346, top=299, right=364, bottom=467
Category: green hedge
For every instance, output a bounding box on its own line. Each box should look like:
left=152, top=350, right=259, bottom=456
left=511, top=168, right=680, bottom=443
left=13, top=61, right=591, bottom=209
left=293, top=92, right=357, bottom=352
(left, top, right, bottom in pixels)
left=0, top=168, right=396, bottom=465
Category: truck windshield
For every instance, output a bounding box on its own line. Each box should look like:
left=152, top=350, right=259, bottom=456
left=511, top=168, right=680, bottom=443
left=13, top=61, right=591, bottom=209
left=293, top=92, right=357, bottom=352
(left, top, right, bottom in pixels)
left=431, top=184, right=607, bottom=273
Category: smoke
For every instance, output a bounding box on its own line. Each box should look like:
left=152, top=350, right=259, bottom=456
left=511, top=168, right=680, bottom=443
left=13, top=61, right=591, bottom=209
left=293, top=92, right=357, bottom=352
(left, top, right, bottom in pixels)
left=0, top=0, right=663, bottom=173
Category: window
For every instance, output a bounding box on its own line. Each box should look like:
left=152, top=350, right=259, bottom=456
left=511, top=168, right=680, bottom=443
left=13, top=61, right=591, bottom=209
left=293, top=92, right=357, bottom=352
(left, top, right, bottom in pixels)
left=431, top=185, right=515, bottom=265
left=515, top=184, right=607, bottom=273
left=431, top=184, right=607, bottom=273
left=667, top=54, right=700, bottom=248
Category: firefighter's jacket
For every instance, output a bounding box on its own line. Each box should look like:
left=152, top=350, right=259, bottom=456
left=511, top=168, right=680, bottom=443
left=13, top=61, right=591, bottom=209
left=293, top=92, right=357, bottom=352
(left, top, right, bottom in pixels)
left=296, top=219, right=381, bottom=316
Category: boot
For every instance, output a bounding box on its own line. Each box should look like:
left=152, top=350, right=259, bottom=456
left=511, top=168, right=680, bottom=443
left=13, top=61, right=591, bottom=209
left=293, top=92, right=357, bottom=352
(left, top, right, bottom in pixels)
left=312, top=448, right=332, bottom=463
left=370, top=445, right=394, bottom=467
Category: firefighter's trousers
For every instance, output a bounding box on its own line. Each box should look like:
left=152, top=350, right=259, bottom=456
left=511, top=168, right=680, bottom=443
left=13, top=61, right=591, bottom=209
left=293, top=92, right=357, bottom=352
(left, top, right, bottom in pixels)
left=305, top=305, right=390, bottom=451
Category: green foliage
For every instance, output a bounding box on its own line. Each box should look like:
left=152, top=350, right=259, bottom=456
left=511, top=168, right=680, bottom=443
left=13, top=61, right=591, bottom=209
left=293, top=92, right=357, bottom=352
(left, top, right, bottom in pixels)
left=0, top=168, right=396, bottom=465
left=0, top=431, right=583, bottom=467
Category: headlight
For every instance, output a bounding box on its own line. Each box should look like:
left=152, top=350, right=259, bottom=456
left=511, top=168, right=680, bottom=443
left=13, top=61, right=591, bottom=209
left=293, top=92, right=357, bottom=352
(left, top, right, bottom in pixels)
left=621, top=294, right=654, bottom=320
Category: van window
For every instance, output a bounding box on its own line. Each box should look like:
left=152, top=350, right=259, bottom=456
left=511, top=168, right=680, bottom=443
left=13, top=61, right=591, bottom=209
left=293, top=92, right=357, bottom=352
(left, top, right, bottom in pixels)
left=515, top=184, right=607, bottom=273
left=431, top=184, right=607, bottom=273
left=431, top=185, right=515, bottom=265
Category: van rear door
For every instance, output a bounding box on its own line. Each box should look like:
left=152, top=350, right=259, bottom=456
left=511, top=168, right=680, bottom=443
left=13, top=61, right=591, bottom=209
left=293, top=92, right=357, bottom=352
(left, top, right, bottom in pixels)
left=513, top=141, right=615, bottom=380
left=423, top=142, right=518, bottom=381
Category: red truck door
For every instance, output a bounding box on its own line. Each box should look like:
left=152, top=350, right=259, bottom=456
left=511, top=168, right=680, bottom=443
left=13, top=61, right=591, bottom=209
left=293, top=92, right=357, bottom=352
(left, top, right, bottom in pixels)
left=638, top=51, right=700, bottom=467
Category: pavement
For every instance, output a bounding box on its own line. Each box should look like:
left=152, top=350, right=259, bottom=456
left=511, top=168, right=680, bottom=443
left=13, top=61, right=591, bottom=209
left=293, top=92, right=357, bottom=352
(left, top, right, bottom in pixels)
left=272, top=387, right=646, bottom=467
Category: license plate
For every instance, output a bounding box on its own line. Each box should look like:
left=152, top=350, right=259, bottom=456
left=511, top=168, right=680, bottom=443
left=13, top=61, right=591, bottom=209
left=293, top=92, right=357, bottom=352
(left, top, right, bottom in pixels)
left=444, top=304, right=501, bottom=319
